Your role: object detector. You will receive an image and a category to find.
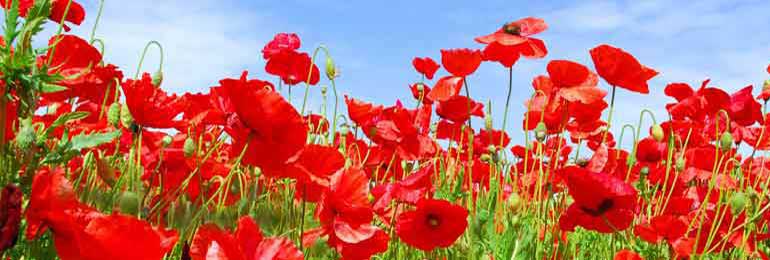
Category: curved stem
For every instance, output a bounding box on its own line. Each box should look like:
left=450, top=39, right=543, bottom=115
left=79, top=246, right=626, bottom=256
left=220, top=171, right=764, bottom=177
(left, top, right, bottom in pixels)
left=134, top=40, right=164, bottom=78
left=90, top=38, right=105, bottom=61
left=45, top=0, right=75, bottom=66
left=617, top=124, right=637, bottom=157
left=89, top=0, right=105, bottom=42
left=629, top=108, right=658, bottom=164
left=329, top=79, right=339, bottom=143
left=301, top=45, right=331, bottom=115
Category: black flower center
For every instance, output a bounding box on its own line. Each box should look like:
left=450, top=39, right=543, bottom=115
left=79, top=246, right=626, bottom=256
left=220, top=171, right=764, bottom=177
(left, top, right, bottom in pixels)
left=502, top=23, right=521, bottom=36
left=426, top=214, right=441, bottom=229
left=580, top=199, right=614, bottom=216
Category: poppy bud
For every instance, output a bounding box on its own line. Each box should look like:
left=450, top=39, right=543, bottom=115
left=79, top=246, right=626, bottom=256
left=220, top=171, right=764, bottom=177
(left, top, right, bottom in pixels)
left=487, top=145, right=496, bottom=154
left=651, top=124, right=664, bottom=142
left=640, top=166, right=650, bottom=176
left=675, top=157, right=686, bottom=172
left=183, top=137, right=196, bottom=158
left=152, top=69, right=163, bottom=87
left=506, top=192, right=522, bottom=213
left=484, top=115, right=493, bottom=131
left=763, top=80, right=770, bottom=100
left=534, top=122, right=547, bottom=142
left=15, top=118, right=34, bottom=149
left=107, top=102, right=121, bottom=127
left=480, top=154, right=492, bottom=163
left=729, top=192, right=748, bottom=215
left=118, top=191, right=140, bottom=215
left=720, top=132, right=733, bottom=152
left=161, top=135, right=173, bottom=147
left=320, top=85, right=328, bottom=96
left=416, top=83, right=424, bottom=92
left=120, top=103, right=134, bottom=129
left=325, top=56, right=337, bottom=80
left=339, top=124, right=350, bottom=136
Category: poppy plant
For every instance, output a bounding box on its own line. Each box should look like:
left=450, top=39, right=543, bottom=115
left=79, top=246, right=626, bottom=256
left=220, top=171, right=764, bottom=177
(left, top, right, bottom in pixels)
left=412, top=57, right=440, bottom=80
left=559, top=166, right=638, bottom=233
left=590, top=44, right=658, bottom=94
left=122, top=73, right=182, bottom=129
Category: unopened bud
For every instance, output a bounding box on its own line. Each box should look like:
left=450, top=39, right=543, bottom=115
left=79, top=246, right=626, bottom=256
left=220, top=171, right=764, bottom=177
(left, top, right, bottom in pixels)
left=325, top=56, right=337, bottom=80
left=161, top=135, right=173, bottom=147
left=675, top=157, right=686, bottom=172
left=339, top=124, right=350, bottom=136
left=729, top=192, right=748, bottom=215
left=183, top=137, right=196, bottom=157
left=651, top=124, right=664, bottom=142
left=118, top=191, right=140, bottom=215
left=534, top=122, right=547, bottom=142
left=152, top=70, right=163, bottom=87
left=120, top=103, right=134, bottom=129
left=484, top=116, right=493, bottom=131
left=640, top=166, right=650, bottom=176
left=15, top=118, right=34, bottom=149
left=480, top=154, right=492, bottom=163
left=720, top=132, right=733, bottom=152
left=107, top=102, right=121, bottom=127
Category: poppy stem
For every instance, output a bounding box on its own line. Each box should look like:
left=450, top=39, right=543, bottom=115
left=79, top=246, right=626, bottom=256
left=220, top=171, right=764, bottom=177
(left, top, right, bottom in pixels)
left=301, top=45, right=331, bottom=115
left=45, top=0, right=75, bottom=66
left=501, top=66, right=513, bottom=147
left=601, top=85, right=617, bottom=144
left=464, top=77, right=473, bottom=129
left=89, top=0, right=105, bottom=43
left=134, top=40, right=164, bottom=79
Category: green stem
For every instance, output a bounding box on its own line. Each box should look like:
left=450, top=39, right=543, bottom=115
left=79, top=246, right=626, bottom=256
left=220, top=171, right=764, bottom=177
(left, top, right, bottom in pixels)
left=134, top=40, right=164, bottom=78
left=300, top=45, right=331, bottom=115
left=500, top=66, right=513, bottom=147
left=601, top=85, right=617, bottom=144
left=89, top=0, right=105, bottom=42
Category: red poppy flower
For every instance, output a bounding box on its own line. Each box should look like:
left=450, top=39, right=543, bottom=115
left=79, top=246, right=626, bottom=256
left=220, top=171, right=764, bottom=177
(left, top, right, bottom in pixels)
left=559, top=166, right=638, bottom=233
left=265, top=49, right=320, bottom=86
left=613, top=250, right=643, bottom=260
left=476, top=17, right=547, bottom=45
left=427, top=76, right=463, bottom=102
left=664, top=80, right=729, bottom=121
left=122, top=73, right=182, bottom=128
left=409, top=83, right=433, bottom=105
left=412, top=57, right=440, bottom=80
left=481, top=39, right=547, bottom=68
left=45, top=35, right=102, bottom=70
left=634, top=215, right=687, bottom=244
left=396, top=198, right=468, bottom=251
left=262, top=33, right=301, bottom=59
left=345, top=96, right=384, bottom=128
left=590, top=44, right=658, bottom=94
left=1, top=0, right=85, bottom=31
left=635, top=138, right=666, bottom=164
left=221, top=71, right=306, bottom=177
left=293, top=144, right=345, bottom=202
left=190, top=216, right=303, bottom=260
left=729, top=85, right=763, bottom=126
left=440, top=48, right=482, bottom=77
left=436, top=95, right=484, bottom=124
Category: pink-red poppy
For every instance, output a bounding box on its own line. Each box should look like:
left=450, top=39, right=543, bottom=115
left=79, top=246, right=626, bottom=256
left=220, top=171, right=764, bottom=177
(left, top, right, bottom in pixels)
left=262, top=32, right=301, bottom=59
left=122, top=73, right=182, bottom=128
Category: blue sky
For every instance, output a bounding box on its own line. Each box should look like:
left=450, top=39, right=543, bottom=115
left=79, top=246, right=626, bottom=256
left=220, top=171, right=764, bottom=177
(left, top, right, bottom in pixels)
left=39, top=0, right=770, bottom=139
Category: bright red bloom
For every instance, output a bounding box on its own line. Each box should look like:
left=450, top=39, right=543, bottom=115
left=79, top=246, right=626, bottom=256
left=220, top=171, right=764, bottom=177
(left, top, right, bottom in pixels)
left=590, top=44, right=658, bottom=94
left=440, top=48, right=482, bottom=77
left=395, top=198, right=468, bottom=251
left=122, top=73, right=181, bottom=128
left=190, top=216, right=303, bottom=260
left=1, top=0, right=85, bottom=31
left=409, top=83, right=433, bottom=105
left=265, top=49, right=320, bottom=85
left=559, top=166, right=638, bottom=233
left=729, top=85, right=763, bottom=126
left=412, top=57, right=440, bottom=80
left=635, top=138, right=666, bottom=164
left=664, top=80, right=729, bottom=122
left=221, top=71, right=306, bottom=177
left=436, top=95, right=484, bottom=124
left=427, top=76, right=463, bottom=102
left=476, top=17, right=547, bottom=45
left=480, top=38, right=547, bottom=68
left=634, top=215, right=687, bottom=244
left=262, top=33, right=301, bottom=59
left=614, top=250, right=643, bottom=260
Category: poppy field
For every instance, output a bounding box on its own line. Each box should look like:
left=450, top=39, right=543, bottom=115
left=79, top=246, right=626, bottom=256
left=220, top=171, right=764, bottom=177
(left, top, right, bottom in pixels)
left=3, top=0, right=770, bottom=259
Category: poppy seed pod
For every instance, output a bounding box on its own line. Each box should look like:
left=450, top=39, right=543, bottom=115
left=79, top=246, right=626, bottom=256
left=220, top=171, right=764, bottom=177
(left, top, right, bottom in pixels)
left=119, top=103, right=134, bottom=129
left=416, top=83, right=424, bottom=92
left=484, top=115, right=493, bottom=130
left=480, top=153, right=492, bottom=163
left=152, top=69, right=163, bottom=87
left=651, top=124, right=664, bottom=142
left=183, top=137, right=196, bottom=157
left=534, top=122, right=547, bottom=142
left=502, top=23, right=521, bottom=35
left=720, top=132, right=733, bottom=152
left=320, top=85, right=328, bottom=96
left=339, top=124, right=350, bottom=136
left=675, top=157, right=686, bottom=172
left=118, top=191, right=140, bottom=215
left=107, top=102, right=121, bottom=127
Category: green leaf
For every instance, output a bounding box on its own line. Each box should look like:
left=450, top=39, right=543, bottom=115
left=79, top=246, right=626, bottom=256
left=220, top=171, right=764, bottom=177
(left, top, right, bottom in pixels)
left=44, top=111, right=90, bottom=136
left=39, top=83, right=67, bottom=93
left=69, top=130, right=122, bottom=151
left=3, top=0, right=20, bottom=44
